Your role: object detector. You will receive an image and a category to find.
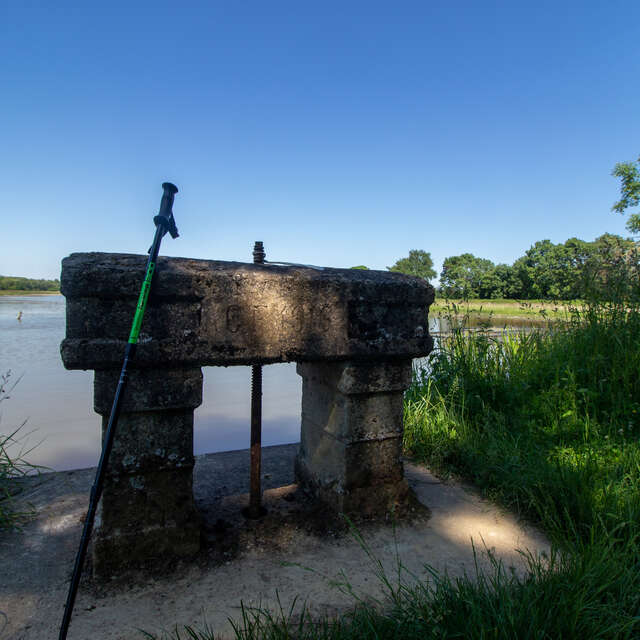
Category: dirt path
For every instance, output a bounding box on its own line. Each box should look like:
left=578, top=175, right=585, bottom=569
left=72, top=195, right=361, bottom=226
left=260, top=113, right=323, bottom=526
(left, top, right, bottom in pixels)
left=0, top=444, right=549, bottom=640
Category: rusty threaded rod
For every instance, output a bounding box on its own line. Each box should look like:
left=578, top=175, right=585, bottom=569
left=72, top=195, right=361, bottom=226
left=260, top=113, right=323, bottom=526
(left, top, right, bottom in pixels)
left=248, top=241, right=265, bottom=518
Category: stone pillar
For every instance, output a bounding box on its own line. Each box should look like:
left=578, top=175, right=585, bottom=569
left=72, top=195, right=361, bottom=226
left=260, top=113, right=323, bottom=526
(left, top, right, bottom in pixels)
left=91, top=367, right=203, bottom=575
left=295, top=359, right=412, bottom=516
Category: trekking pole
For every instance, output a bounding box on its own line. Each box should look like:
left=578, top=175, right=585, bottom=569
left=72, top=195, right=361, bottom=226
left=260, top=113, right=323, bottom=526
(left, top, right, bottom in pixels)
left=58, top=182, right=179, bottom=640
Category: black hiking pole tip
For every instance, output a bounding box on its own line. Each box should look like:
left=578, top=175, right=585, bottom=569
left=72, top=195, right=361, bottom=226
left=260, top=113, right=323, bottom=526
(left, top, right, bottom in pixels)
left=58, top=182, right=180, bottom=640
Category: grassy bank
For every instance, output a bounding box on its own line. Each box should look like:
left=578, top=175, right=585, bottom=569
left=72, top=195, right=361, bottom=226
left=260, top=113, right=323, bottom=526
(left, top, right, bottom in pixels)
left=430, top=298, right=578, bottom=322
left=145, top=302, right=640, bottom=638
left=1, top=372, right=41, bottom=530
left=403, top=302, right=640, bottom=637
left=0, top=290, right=60, bottom=296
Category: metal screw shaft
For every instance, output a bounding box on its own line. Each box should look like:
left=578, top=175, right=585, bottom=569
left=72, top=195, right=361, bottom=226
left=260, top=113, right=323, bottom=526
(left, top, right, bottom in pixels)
left=248, top=241, right=265, bottom=518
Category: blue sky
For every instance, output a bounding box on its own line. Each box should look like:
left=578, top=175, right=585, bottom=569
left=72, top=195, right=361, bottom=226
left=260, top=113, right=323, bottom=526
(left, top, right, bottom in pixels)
left=3, top=0, right=639, bottom=281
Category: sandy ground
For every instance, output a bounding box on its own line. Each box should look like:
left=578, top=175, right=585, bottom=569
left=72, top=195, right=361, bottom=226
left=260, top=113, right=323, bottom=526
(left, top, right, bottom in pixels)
left=0, top=444, right=549, bottom=640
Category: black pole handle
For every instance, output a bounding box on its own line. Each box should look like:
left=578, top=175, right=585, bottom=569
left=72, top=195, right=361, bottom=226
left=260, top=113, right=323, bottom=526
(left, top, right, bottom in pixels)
left=154, top=182, right=179, bottom=239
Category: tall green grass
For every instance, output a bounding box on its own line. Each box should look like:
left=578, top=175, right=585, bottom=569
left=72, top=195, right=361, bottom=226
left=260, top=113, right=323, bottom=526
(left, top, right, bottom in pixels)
left=145, top=301, right=640, bottom=639
left=402, top=301, right=640, bottom=636
left=0, top=371, right=40, bottom=529
left=405, top=303, right=640, bottom=544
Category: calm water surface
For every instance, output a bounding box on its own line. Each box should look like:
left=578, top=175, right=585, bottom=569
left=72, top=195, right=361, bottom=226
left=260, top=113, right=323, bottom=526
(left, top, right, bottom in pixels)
left=0, top=295, right=302, bottom=471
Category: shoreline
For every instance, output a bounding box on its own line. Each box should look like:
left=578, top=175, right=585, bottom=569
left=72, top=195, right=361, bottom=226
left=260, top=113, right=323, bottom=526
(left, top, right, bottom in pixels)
left=0, top=290, right=61, bottom=296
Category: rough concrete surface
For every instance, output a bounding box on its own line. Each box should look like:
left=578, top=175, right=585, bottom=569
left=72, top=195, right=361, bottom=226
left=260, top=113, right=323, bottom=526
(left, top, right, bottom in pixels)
left=60, top=252, right=435, bottom=368
left=0, top=444, right=549, bottom=640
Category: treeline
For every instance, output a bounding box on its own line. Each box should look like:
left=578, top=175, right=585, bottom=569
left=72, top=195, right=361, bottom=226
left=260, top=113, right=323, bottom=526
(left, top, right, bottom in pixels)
left=439, top=233, right=638, bottom=300
left=0, top=276, right=60, bottom=291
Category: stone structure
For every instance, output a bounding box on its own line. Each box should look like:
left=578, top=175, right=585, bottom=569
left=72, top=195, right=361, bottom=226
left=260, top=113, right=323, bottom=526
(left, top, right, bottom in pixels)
left=61, top=252, right=434, bottom=574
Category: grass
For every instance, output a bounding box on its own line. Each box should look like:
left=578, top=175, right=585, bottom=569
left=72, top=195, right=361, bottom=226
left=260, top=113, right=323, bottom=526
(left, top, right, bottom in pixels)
left=405, top=302, right=640, bottom=539
left=430, top=298, right=579, bottom=322
left=139, top=546, right=638, bottom=639
left=403, top=301, right=640, bottom=635
left=0, top=289, right=60, bottom=296
left=142, top=299, right=640, bottom=638
left=0, top=371, right=42, bottom=530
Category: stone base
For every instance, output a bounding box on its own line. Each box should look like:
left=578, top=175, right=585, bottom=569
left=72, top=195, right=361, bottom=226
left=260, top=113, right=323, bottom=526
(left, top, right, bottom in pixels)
left=295, top=453, right=409, bottom=516
left=92, top=520, right=201, bottom=576
left=90, top=367, right=203, bottom=576
left=295, top=360, right=412, bottom=517
left=92, top=466, right=201, bottom=576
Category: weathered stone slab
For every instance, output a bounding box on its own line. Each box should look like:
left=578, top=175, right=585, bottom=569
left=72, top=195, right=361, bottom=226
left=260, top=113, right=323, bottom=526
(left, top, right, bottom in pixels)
left=60, top=253, right=434, bottom=369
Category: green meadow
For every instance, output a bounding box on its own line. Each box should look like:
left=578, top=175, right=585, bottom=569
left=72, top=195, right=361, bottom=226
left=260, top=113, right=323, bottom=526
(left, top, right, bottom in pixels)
left=430, top=298, right=578, bottom=322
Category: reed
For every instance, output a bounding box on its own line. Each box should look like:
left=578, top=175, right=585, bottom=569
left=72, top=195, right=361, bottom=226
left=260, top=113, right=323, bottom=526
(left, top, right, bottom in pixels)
left=0, top=371, right=41, bottom=530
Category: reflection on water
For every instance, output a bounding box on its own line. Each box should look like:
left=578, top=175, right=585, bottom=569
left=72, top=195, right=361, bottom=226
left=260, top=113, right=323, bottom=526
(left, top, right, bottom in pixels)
left=0, top=295, right=301, bottom=471
left=430, top=314, right=549, bottom=334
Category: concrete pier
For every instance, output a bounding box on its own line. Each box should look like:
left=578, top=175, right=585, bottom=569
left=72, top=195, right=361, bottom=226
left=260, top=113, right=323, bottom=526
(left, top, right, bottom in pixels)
left=61, top=252, right=434, bottom=574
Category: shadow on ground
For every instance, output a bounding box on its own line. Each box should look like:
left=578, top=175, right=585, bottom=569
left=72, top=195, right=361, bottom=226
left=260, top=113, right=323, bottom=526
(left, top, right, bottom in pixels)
left=0, top=444, right=549, bottom=640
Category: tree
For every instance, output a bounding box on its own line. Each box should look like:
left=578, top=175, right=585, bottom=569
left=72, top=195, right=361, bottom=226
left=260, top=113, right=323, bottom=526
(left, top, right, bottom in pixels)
left=350, top=265, right=369, bottom=270
left=612, top=155, right=640, bottom=233
left=513, top=236, right=631, bottom=300
left=388, top=250, right=436, bottom=281
left=440, top=253, right=496, bottom=298
left=582, top=233, right=638, bottom=301
left=513, top=239, right=579, bottom=299
left=493, top=263, right=525, bottom=299
left=0, top=276, right=60, bottom=291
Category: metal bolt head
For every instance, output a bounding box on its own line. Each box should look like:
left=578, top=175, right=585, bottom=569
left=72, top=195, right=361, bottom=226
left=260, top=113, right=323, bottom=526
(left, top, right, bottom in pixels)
left=253, top=241, right=266, bottom=264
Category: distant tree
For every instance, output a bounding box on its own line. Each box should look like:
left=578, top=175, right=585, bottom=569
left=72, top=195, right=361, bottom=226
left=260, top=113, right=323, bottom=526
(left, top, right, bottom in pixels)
left=439, top=233, right=636, bottom=302
left=388, top=250, right=436, bottom=281
left=513, top=239, right=576, bottom=299
left=560, top=237, right=597, bottom=298
left=612, top=155, right=640, bottom=233
left=439, top=253, right=496, bottom=298
left=477, top=266, right=507, bottom=299
left=582, top=233, right=638, bottom=300
left=513, top=235, right=632, bottom=300
left=493, top=263, right=525, bottom=299
left=350, top=265, right=369, bottom=270
left=0, top=276, right=60, bottom=291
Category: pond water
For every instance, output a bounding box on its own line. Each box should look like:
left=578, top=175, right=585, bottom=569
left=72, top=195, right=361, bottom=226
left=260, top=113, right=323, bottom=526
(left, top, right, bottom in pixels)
left=0, top=295, right=302, bottom=471
left=0, top=296, right=533, bottom=471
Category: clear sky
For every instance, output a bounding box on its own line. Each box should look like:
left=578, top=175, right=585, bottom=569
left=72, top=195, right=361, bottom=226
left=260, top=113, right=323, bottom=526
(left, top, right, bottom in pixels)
left=3, top=0, right=639, bottom=281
